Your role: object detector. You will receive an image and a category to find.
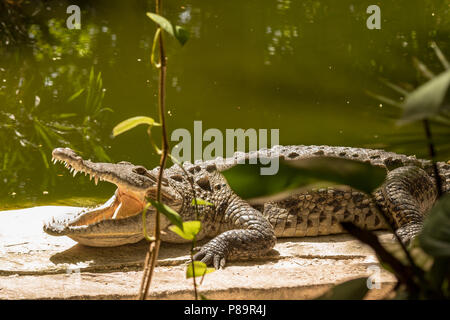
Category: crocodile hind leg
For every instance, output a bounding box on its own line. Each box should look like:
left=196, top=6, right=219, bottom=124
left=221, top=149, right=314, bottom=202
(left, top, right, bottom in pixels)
left=375, top=166, right=438, bottom=245
left=193, top=195, right=276, bottom=269
left=261, top=166, right=437, bottom=245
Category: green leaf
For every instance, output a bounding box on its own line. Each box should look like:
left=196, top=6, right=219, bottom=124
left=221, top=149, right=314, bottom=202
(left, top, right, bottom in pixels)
left=92, top=145, right=111, bottom=162
left=419, top=194, right=450, bottom=257
left=39, top=149, right=49, bottom=169
left=186, top=261, right=215, bottom=279
left=174, top=25, right=189, bottom=46
left=33, top=121, right=54, bottom=150
left=222, top=161, right=300, bottom=199
left=399, top=69, right=450, bottom=124
left=146, top=12, right=189, bottom=46
left=169, top=220, right=201, bottom=241
left=366, top=90, right=402, bottom=108
left=67, top=88, right=85, bottom=102
left=380, top=78, right=411, bottom=96
left=412, top=57, right=435, bottom=80
left=426, top=258, right=449, bottom=292
left=222, top=157, right=386, bottom=199
left=316, top=277, right=369, bottom=300
left=54, top=113, right=78, bottom=119
left=287, top=157, right=387, bottom=194
left=99, top=107, right=114, bottom=113
left=191, top=198, right=214, bottom=206
left=50, top=123, right=76, bottom=131
left=147, top=199, right=184, bottom=231
left=431, top=42, right=450, bottom=70
left=112, top=116, right=160, bottom=137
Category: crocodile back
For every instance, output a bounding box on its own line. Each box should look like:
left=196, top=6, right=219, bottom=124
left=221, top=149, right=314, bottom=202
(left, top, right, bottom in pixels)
left=199, top=145, right=432, bottom=172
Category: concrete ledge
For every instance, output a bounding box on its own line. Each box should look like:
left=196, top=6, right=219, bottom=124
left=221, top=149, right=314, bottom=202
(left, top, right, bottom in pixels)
left=0, top=206, right=397, bottom=299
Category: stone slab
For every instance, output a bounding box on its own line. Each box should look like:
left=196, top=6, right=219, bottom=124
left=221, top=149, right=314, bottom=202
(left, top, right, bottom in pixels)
left=0, top=206, right=397, bottom=299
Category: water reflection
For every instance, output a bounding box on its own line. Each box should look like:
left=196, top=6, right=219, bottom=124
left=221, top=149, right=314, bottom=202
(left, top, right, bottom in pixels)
left=0, top=0, right=449, bottom=208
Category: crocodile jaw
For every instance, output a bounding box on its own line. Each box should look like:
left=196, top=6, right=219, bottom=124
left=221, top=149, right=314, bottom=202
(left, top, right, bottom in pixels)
left=43, top=189, right=151, bottom=246
left=42, top=148, right=174, bottom=247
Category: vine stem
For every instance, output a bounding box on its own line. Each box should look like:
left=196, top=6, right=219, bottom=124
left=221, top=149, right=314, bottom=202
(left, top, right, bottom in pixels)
left=372, top=200, right=425, bottom=284
left=138, top=0, right=168, bottom=300
left=190, top=237, right=198, bottom=300
left=169, top=155, right=200, bottom=300
left=423, top=119, right=443, bottom=197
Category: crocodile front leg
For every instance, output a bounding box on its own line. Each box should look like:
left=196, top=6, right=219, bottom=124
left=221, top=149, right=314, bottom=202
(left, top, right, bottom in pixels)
left=193, top=195, right=276, bottom=269
left=375, top=166, right=438, bottom=245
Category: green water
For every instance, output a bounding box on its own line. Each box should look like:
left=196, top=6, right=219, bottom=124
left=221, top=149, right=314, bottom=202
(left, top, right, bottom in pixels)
left=0, top=0, right=449, bottom=209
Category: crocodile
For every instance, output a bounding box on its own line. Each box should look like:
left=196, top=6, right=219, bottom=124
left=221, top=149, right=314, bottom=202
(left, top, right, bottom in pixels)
left=43, top=145, right=450, bottom=269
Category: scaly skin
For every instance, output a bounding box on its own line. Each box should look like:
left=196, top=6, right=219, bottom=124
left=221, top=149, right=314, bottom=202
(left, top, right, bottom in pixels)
left=43, top=145, right=450, bottom=268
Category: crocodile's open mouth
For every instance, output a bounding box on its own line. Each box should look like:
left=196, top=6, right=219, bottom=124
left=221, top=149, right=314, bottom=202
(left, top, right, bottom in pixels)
left=52, top=148, right=148, bottom=225
left=65, top=188, right=146, bottom=227
left=43, top=148, right=155, bottom=242
left=43, top=147, right=183, bottom=246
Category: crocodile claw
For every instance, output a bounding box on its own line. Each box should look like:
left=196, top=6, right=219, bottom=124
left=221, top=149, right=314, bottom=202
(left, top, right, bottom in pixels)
left=193, top=246, right=227, bottom=269
left=192, top=246, right=202, bottom=253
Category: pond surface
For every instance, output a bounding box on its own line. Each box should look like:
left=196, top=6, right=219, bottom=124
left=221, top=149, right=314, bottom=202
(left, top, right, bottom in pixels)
left=1, top=0, right=449, bottom=209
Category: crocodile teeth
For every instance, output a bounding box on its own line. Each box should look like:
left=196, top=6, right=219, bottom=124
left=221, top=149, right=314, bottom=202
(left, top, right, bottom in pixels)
left=112, top=202, right=122, bottom=219
left=94, top=176, right=99, bottom=185
left=73, top=170, right=78, bottom=177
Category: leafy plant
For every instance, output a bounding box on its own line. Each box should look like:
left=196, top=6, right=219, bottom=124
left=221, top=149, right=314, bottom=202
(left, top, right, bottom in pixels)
left=420, top=194, right=450, bottom=258
left=398, top=69, right=450, bottom=125
left=112, top=3, right=214, bottom=300
left=324, top=45, right=450, bottom=300
left=68, top=67, right=113, bottom=163
left=0, top=68, right=111, bottom=197
left=341, top=196, right=450, bottom=299
left=223, top=52, right=450, bottom=297
left=228, top=44, right=450, bottom=300
left=224, top=150, right=449, bottom=299
left=316, top=277, right=370, bottom=300
left=223, top=157, right=386, bottom=199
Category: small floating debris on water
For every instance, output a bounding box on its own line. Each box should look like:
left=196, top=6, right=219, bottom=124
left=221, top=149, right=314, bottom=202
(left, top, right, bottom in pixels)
left=43, top=191, right=49, bottom=195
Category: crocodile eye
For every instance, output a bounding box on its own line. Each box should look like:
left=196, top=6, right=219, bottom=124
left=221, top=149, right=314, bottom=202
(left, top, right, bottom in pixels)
left=133, top=166, right=148, bottom=175
left=118, top=161, right=132, bottom=165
